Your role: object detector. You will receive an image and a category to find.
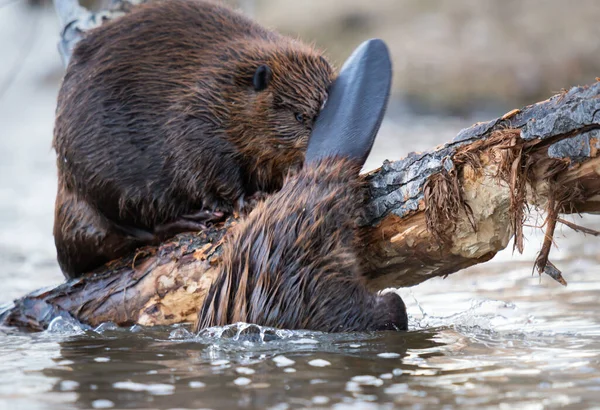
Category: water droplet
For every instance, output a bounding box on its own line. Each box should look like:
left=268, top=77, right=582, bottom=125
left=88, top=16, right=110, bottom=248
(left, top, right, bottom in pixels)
left=233, top=377, right=252, bottom=386
left=351, top=375, right=383, bottom=386
left=345, top=381, right=361, bottom=392
left=46, top=316, right=86, bottom=335
left=91, top=399, right=114, bottom=409
left=57, top=360, right=74, bottom=366
left=94, top=322, right=119, bottom=333
left=189, top=381, right=206, bottom=388
left=236, top=367, right=255, bottom=375
left=312, top=396, right=329, bottom=404
left=273, top=355, right=295, bottom=367
left=308, top=359, right=331, bottom=367
left=113, top=381, right=174, bottom=395
left=384, top=383, right=409, bottom=395
left=59, top=380, right=79, bottom=391
left=169, top=327, right=194, bottom=339
left=377, top=352, right=400, bottom=359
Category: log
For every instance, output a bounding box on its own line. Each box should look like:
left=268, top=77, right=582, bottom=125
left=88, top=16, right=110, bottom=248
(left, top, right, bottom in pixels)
left=2, top=82, right=599, bottom=331
left=361, top=82, right=600, bottom=289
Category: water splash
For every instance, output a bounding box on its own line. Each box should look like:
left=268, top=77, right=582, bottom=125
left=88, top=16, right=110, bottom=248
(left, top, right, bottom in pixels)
left=406, top=291, right=539, bottom=338
left=46, top=316, right=88, bottom=335
left=38, top=296, right=534, bottom=342
left=196, top=322, right=298, bottom=342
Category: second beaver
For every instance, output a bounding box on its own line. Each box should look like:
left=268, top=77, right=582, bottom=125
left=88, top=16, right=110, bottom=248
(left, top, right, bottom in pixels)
left=53, top=0, right=334, bottom=277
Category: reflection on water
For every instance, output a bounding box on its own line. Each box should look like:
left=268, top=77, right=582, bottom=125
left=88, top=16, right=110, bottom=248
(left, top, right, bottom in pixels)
left=0, top=4, right=599, bottom=410
left=2, top=296, right=600, bottom=410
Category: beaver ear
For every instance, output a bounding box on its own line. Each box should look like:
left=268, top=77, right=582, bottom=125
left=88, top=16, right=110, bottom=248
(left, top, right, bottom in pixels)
left=253, top=65, right=272, bottom=91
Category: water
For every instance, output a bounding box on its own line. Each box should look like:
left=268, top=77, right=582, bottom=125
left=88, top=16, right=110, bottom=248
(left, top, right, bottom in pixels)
left=1, top=5, right=600, bottom=410
left=2, top=289, right=599, bottom=409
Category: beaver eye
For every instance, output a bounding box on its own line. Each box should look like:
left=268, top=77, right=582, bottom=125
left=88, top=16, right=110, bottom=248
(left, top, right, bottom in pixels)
left=294, top=112, right=304, bottom=123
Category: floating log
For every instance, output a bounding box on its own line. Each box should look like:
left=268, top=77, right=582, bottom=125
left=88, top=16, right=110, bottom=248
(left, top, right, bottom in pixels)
left=2, top=82, right=599, bottom=331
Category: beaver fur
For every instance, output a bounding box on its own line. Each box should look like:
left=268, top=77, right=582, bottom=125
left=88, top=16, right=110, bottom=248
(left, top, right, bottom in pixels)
left=53, top=0, right=334, bottom=277
left=196, top=158, right=408, bottom=332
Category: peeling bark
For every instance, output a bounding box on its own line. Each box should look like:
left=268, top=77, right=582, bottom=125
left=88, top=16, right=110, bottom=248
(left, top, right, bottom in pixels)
left=2, top=82, right=600, bottom=331
left=360, top=82, right=600, bottom=289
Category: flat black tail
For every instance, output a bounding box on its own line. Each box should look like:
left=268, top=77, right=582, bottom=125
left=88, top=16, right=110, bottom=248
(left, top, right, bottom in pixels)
left=304, top=38, right=392, bottom=167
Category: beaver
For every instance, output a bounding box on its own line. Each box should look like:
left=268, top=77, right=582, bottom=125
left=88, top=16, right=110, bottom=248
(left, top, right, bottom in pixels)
left=197, top=39, right=408, bottom=332
left=52, top=0, right=334, bottom=278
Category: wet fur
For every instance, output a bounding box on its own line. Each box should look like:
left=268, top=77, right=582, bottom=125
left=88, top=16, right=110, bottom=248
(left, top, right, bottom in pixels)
left=196, top=158, right=408, bottom=332
left=53, top=0, right=334, bottom=277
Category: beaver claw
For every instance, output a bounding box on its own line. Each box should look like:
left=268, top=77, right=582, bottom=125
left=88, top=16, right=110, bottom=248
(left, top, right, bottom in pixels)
left=305, top=39, right=392, bottom=166
left=153, top=219, right=208, bottom=239
left=153, top=209, right=225, bottom=239
left=182, top=209, right=225, bottom=222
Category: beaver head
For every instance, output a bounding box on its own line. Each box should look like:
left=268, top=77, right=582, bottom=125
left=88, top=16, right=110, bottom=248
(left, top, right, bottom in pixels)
left=371, top=293, right=409, bottom=331
left=224, top=42, right=335, bottom=191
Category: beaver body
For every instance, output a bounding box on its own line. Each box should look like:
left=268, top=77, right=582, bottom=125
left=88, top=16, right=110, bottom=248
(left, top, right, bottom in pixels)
left=53, top=0, right=333, bottom=277
left=197, top=158, right=408, bottom=332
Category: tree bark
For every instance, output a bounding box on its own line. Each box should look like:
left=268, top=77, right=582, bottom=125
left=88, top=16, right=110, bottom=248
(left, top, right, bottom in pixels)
left=3, top=82, right=600, bottom=331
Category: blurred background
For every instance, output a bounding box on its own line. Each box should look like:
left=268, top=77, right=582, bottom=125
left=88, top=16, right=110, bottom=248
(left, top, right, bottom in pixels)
left=251, top=0, right=600, bottom=115
left=0, top=0, right=599, bottom=297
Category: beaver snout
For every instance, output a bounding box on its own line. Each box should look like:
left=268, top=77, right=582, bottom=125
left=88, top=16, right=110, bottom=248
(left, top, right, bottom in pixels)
left=372, top=293, right=409, bottom=331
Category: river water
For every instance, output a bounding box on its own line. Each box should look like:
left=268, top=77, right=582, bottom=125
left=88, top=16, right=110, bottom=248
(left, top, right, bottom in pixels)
left=1, top=5, right=599, bottom=410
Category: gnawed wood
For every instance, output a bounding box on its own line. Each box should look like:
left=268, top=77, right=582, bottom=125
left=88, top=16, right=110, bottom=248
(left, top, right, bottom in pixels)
left=360, top=82, right=600, bottom=289
left=2, top=82, right=600, bottom=330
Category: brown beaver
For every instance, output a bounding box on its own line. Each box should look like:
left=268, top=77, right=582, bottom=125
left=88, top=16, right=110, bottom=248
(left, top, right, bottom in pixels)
left=53, top=0, right=334, bottom=278
left=197, top=39, right=408, bottom=332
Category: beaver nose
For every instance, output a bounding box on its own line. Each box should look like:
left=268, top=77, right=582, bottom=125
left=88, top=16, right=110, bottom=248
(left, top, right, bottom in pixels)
left=374, top=292, right=408, bottom=331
